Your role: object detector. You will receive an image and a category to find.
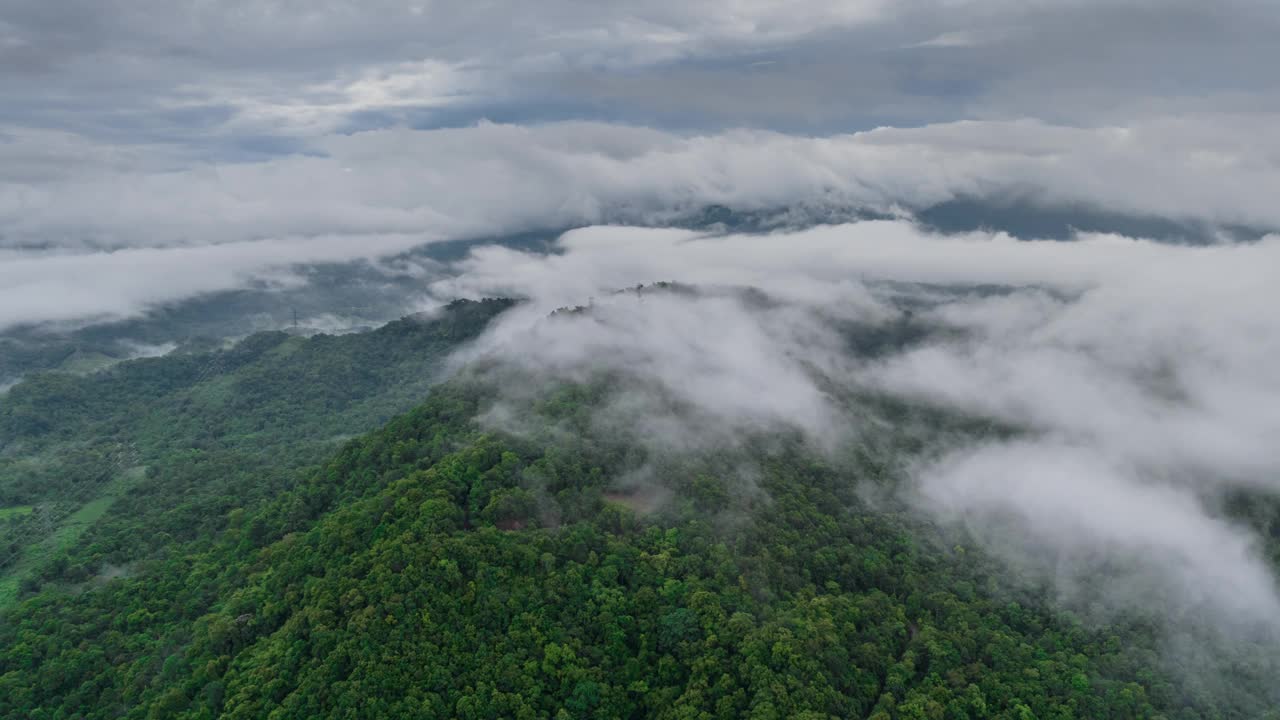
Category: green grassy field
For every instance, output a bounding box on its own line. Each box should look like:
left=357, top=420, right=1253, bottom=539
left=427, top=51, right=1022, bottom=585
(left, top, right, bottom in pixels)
left=57, top=350, right=122, bottom=375
left=0, top=468, right=143, bottom=609
left=0, top=505, right=34, bottom=520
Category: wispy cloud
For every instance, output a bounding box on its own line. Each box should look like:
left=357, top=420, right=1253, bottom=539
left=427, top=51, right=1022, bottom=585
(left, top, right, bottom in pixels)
left=440, top=221, right=1280, bottom=660
left=0, top=234, right=431, bottom=330
left=5, top=114, right=1278, bottom=329
left=7, top=116, right=1280, bottom=251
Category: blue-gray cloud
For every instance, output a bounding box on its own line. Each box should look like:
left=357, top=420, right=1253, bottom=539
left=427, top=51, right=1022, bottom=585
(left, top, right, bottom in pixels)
left=2, top=0, right=1277, bottom=152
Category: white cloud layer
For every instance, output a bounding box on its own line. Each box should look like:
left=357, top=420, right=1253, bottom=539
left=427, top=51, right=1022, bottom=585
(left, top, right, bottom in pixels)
left=8, top=115, right=1280, bottom=331
left=0, top=234, right=429, bottom=329
left=8, top=117, right=1280, bottom=252
left=440, top=220, right=1280, bottom=647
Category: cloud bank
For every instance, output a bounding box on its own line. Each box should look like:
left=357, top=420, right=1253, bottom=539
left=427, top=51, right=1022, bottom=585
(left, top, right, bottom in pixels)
left=9, top=117, right=1280, bottom=251
left=0, top=234, right=430, bottom=330
left=5, top=115, right=1280, bottom=331
left=439, top=221, right=1280, bottom=661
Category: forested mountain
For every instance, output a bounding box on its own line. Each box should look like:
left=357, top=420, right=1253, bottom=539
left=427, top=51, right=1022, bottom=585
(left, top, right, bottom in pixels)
left=0, top=298, right=514, bottom=604
left=0, top=300, right=1276, bottom=719
left=8, top=0, right=1280, bottom=717
left=0, top=232, right=557, bottom=383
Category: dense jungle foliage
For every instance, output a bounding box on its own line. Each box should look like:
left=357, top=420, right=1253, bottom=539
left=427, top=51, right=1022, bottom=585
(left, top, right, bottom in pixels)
left=0, top=300, right=1277, bottom=719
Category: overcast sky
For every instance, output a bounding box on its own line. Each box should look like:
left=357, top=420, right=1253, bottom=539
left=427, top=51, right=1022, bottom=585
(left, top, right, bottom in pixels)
left=4, top=0, right=1278, bottom=145
left=2, top=0, right=1279, bottom=328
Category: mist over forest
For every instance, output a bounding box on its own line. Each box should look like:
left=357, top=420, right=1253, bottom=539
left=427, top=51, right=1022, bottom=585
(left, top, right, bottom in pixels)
left=3, top=1, right=1280, bottom=718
